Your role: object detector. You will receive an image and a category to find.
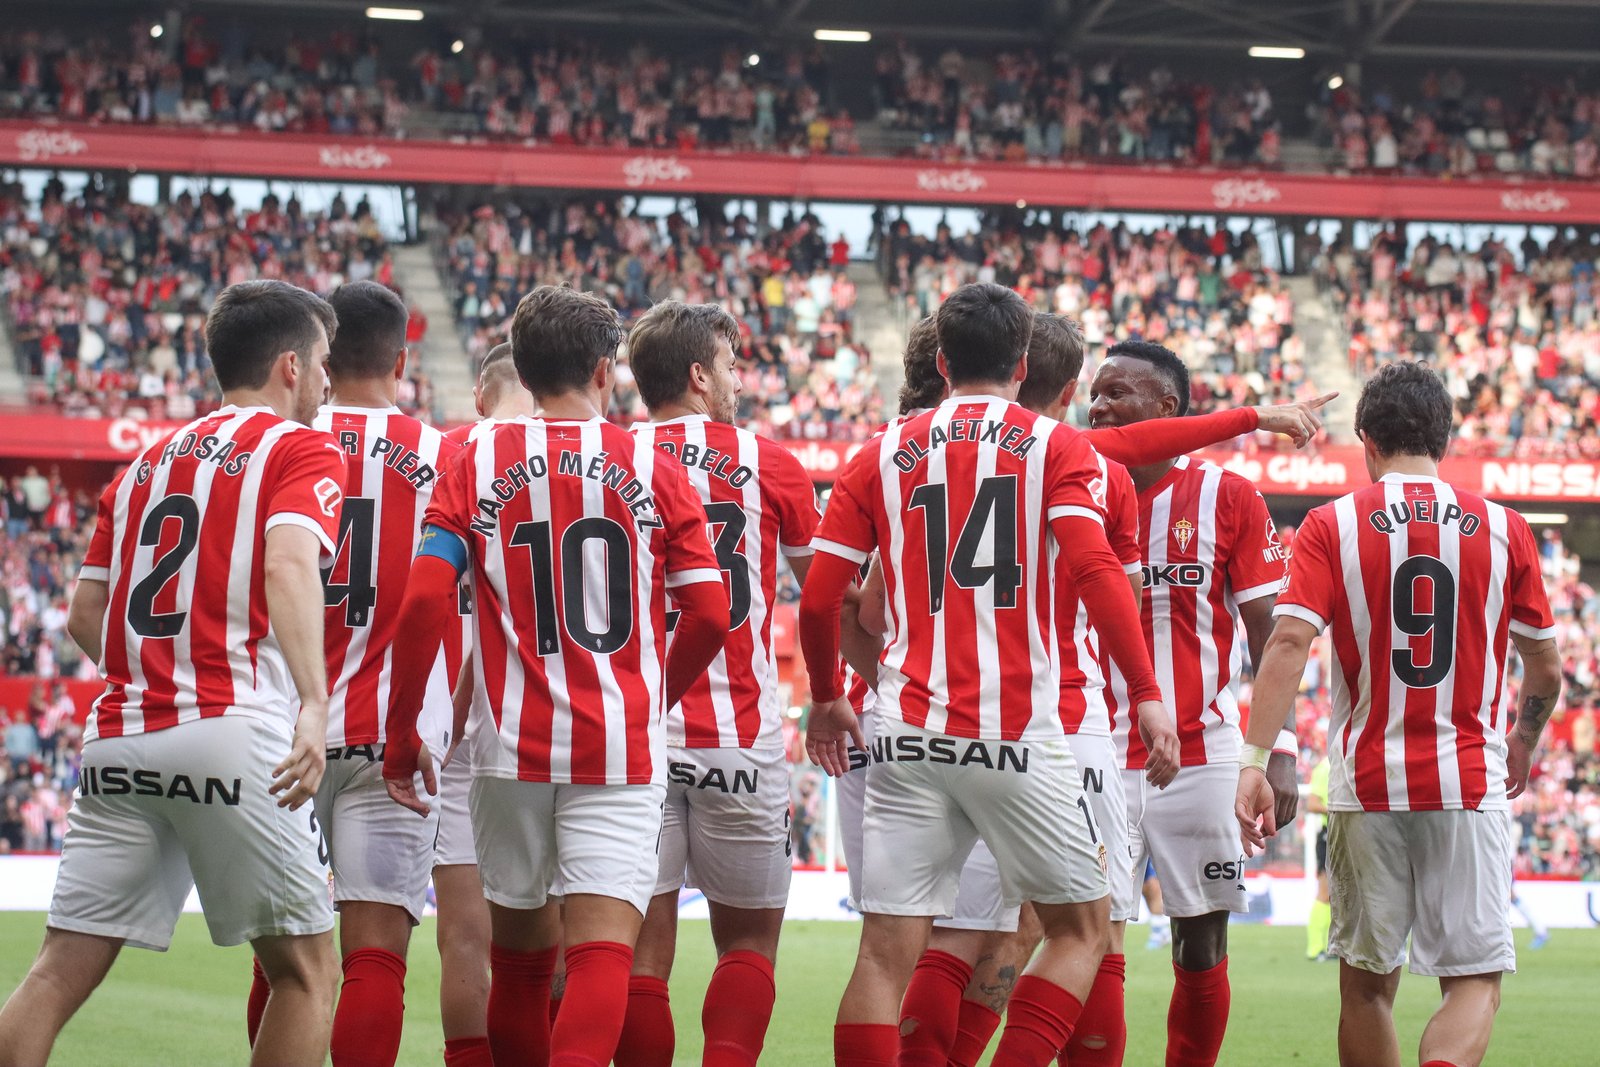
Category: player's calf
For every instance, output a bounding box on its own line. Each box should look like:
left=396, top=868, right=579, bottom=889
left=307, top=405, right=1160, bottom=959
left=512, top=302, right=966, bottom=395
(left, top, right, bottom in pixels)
left=701, top=901, right=784, bottom=1067
left=0, top=928, right=121, bottom=1067
left=614, top=892, right=679, bottom=1067
left=433, top=864, right=491, bottom=1060
left=251, top=930, right=340, bottom=1067
left=1419, top=974, right=1501, bottom=1067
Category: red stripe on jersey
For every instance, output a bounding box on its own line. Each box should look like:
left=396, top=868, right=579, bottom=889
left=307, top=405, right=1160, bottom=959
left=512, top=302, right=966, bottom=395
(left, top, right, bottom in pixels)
left=635, top=417, right=820, bottom=750
left=1352, top=493, right=1395, bottom=810
left=1057, top=457, right=1137, bottom=736
left=1398, top=484, right=1444, bottom=809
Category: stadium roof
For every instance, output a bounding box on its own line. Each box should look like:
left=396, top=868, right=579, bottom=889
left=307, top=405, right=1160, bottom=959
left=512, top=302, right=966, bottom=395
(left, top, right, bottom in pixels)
left=110, top=0, right=1600, bottom=66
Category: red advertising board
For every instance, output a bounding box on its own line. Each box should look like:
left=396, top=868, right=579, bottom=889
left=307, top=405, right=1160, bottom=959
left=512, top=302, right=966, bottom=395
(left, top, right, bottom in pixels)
left=5, top=120, right=1600, bottom=224
left=4, top=414, right=1597, bottom=503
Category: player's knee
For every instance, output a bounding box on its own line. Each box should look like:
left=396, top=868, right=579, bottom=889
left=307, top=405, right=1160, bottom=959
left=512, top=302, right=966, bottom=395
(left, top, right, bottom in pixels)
left=1171, top=913, right=1228, bottom=971
left=258, top=937, right=340, bottom=998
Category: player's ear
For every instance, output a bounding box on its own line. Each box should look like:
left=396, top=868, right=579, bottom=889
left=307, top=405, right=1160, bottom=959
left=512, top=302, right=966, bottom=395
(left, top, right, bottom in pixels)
left=1058, top=379, right=1079, bottom=409
left=393, top=347, right=408, bottom=383
left=935, top=349, right=951, bottom=383
left=1013, top=352, right=1029, bottom=384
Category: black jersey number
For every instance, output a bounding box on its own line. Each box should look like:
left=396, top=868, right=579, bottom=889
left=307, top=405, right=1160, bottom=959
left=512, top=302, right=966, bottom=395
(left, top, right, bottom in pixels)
left=128, top=495, right=201, bottom=639
left=703, top=500, right=753, bottom=630
left=1390, top=554, right=1456, bottom=688
left=323, top=497, right=378, bottom=627
left=906, top=475, right=1022, bottom=614
left=509, top=517, right=634, bottom=656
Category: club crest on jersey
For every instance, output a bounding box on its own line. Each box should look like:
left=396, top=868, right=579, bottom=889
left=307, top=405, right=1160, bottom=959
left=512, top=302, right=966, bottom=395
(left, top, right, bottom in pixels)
left=1172, top=517, right=1195, bottom=553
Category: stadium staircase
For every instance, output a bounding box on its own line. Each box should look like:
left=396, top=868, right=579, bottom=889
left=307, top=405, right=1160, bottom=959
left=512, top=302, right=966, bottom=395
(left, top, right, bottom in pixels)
left=0, top=326, right=23, bottom=404
left=1286, top=276, right=1359, bottom=441
left=849, top=262, right=909, bottom=410
left=392, top=243, right=477, bottom=423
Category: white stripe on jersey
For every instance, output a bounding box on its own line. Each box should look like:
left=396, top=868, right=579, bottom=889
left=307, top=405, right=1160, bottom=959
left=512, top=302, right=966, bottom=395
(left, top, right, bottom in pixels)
left=629, top=429, right=667, bottom=776
left=1330, top=491, right=1370, bottom=809
left=1432, top=480, right=1463, bottom=805
left=1379, top=479, right=1412, bottom=811
left=1480, top=504, right=1511, bottom=792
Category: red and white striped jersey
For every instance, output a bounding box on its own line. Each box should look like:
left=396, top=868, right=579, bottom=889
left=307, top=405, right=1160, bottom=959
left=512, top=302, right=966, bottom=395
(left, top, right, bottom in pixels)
left=1106, top=455, right=1285, bottom=769
left=813, top=395, right=1113, bottom=742
left=79, top=406, right=348, bottom=742
left=423, top=416, right=722, bottom=785
left=1057, top=454, right=1141, bottom=736
left=632, top=416, right=819, bottom=749
left=1275, top=474, right=1556, bottom=812
left=314, top=405, right=458, bottom=749
left=439, top=421, right=485, bottom=698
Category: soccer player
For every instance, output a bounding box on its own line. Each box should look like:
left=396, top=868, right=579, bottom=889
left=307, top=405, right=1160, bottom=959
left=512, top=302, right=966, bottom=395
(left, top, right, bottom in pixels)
left=248, top=280, right=457, bottom=1067
left=800, top=283, right=1176, bottom=1067
left=1088, top=339, right=1298, bottom=1067
left=614, top=301, right=821, bottom=1067
left=1237, top=361, right=1563, bottom=1067
left=381, top=286, right=730, bottom=1067
left=0, top=280, right=346, bottom=1067
left=431, top=341, right=538, bottom=1067
left=1306, top=756, right=1332, bottom=961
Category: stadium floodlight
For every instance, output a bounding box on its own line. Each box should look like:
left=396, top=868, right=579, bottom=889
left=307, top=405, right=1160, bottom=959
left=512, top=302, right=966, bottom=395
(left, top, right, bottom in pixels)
left=1520, top=513, right=1570, bottom=525
left=1328, top=75, right=1344, bottom=90
left=1248, top=46, right=1305, bottom=59
left=814, top=29, right=872, bottom=42
left=149, top=23, right=164, bottom=38
left=746, top=52, right=761, bottom=66
left=451, top=39, right=465, bottom=54
left=366, top=6, right=425, bottom=20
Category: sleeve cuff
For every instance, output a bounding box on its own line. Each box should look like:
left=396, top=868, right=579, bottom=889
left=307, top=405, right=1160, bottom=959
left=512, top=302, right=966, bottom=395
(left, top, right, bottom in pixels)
left=781, top=542, right=816, bottom=558
left=265, top=512, right=337, bottom=559
left=1123, top=561, right=1142, bottom=576
left=78, top=565, right=110, bottom=582
left=1047, top=505, right=1105, bottom=526
left=666, top=568, right=724, bottom=589
left=812, top=538, right=870, bottom=565
left=1273, top=727, right=1298, bottom=756
left=1509, top=619, right=1558, bottom=640
left=1233, top=579, right=1283, bottom=606
left=1273, top=602, right=1329, bottom=632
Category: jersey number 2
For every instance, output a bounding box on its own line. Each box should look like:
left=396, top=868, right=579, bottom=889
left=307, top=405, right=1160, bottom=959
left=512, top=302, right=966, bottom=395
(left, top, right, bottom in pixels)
left=128, top=495, right=200, bottom=639
left=907, top=475, right=1022, bottom=614
left=1390, top=554, right=1456, bottom=688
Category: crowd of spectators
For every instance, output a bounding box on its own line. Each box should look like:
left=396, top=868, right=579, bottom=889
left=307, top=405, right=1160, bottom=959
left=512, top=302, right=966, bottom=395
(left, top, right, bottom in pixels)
left=0, top=177, right=436, bottom=418
left=1318, top=227, right=1600, bottom=458
left=438, top=198, right=884, bottom=439
left=1315, top=69, right=1600, bottom=178
left=874, top=46, right=1280, bottom=166
left=880, top=214, right=1310, bottom=433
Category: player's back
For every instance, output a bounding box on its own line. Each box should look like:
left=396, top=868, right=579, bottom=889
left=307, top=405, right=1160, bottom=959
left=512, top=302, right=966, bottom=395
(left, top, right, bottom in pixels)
left=428, top=415, right=716, bottom=784
left=1277, top=474, right=1554, bottom=812
left=83, top=406, right=346, bottom=741
left=315, top=405, right=455, bottom=748
left=822, top=395, right=1103, bottom=741
left=632, top=416, right=818, bottom=749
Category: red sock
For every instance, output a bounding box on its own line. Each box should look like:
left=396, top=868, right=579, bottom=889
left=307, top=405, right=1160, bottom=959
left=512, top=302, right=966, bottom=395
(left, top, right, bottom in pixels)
left=946, top=999, right=1001, bottom=1067
left=1421, top=1062, right=1462, bottom=1067
left=246, top=956, right=271, bottom=1048
left=330, top=948, right=408, bottom=1067
left=1063, top=954, right=1126, bottom=1067
left=835, top=1022, right=900, bottom=1067
left=487, top=943, right=557, bottom=1067
left=898, top=950, right=974, bottom=1066
left=550, top=940, right=635, bottom=1067
left=613, top=974, right=674, bottom=1067
left=702, top=950, right=777, bottom=1067
left=550, top=993, right=563, bottom=1024
left=442, top=1036, right=494, bottom=1067
left=990, top=976, right=1084, bottom=1067
left=1166, top=958, right=1230, bottom=1067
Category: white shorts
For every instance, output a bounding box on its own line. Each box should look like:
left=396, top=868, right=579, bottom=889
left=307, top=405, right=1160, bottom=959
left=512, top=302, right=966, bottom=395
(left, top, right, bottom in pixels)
left=935, top=733, right=1128, bottom=932
left=51, top=716, right=333, bottom=950
left=469, top=776, right=666, bottom=915
left=433, top=739, right=477, bottom=868
left=1328, top=809, right=1515, bottom=977
left=315, top=745, right=438, bottom=923
left=655, top=745, right=792, bottom=909
left=1117, top=762, right=1247, bottom=919
left=837, top=711, right=877, bottom=910
left=860, top=718, right=1107, bottom=918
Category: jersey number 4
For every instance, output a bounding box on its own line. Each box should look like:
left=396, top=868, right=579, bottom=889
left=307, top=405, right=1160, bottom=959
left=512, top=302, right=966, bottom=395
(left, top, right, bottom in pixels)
left=323, top=497, right=378, bottom=628
left=907, top=475, right=1022, bottom=613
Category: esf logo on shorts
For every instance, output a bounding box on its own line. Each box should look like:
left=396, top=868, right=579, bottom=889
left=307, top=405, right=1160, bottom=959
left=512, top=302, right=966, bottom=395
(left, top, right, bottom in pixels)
left=1202, top=856, right=1248, bottom=889
left=667, top=761, right=758, bottom=794
left=81, top=766, right=244, bottom=806
left=870, top=734, right=1031, bottom=772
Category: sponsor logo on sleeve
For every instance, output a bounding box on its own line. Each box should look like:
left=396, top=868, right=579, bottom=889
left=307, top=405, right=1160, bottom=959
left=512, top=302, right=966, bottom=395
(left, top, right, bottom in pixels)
left=314, top=476, right=344, bottom=518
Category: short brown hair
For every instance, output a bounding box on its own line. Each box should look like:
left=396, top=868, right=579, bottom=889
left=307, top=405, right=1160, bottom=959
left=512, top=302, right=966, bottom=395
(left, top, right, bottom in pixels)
left=1017, top=314, right=1085, bottom=413
left=477, top=342, right=519, bottom=406
left=328, top=281, right=407, bottom=379
left=897, top=316, right=945, bottom=415
left=204, top=280, right=337, bottom=391
left=935, top=283, right=1033, bottom=386
left=509, top=285, right=623, bottom=397
left=1355, top=360, right=1453, bottom=460
left=627, top=301, right=741, bottom=411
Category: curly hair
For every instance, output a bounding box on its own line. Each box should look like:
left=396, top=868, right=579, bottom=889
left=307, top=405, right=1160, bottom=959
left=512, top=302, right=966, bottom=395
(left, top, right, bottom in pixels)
left=1354, top=360, right=1453, bottom=460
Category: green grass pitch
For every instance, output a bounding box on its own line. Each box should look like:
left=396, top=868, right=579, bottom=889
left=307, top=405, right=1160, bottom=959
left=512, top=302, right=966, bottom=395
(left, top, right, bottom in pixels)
left=0, top=914, right=1590, bottom=1065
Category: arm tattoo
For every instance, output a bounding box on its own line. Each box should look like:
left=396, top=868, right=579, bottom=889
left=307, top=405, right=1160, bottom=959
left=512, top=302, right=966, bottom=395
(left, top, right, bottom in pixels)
left=1515, top=691, right=1559, bottom=746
